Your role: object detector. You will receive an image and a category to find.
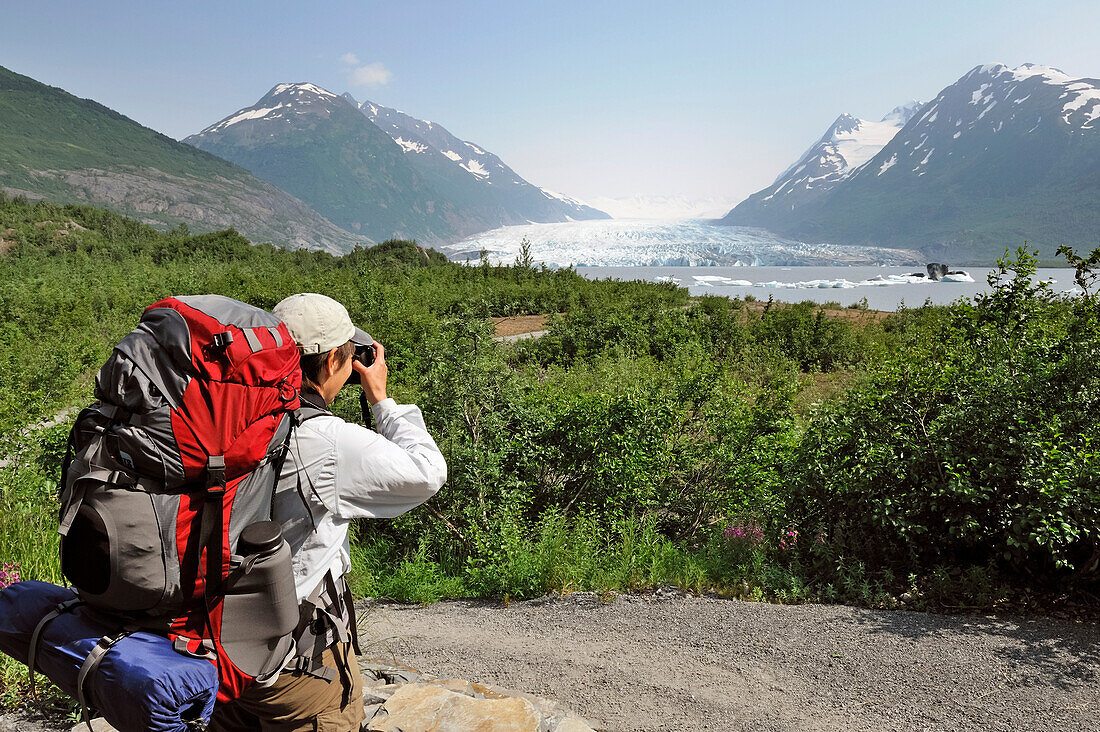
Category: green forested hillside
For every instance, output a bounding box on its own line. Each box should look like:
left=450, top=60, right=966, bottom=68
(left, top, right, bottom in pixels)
left=0, top=66, right=363, bottom=252
left=0, top=66, right=245, bottom=178
left=2, top=194, right=1098, bottom=661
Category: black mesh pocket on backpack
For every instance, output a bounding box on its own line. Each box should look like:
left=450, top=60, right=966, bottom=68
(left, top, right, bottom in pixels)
left=60, top=483, right=169, bottom=613
left=61, top=505, right=111, bottom=594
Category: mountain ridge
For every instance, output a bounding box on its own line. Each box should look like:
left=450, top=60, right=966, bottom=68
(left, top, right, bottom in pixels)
left=185, top=83, right=607, bottom=246
left=185, top=82, right=459, bottom=244
left=722, top=63, right=1100, bottom=261
left=349, top=94, right=609, bottom=230
left=0, top=66, right=364, bottom=253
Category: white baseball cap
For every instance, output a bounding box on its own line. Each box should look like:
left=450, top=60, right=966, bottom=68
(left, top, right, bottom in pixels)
left=272, top=293, right=373, bottom=354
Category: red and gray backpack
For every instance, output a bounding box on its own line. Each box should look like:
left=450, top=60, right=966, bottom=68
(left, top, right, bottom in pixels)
left=57, top=295, right=303, bottom=701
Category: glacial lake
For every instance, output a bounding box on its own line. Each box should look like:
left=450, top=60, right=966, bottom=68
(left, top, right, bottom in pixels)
left=445, top=219, right=1081, bottom=311
left=575, top=266, right=1082, bottom=311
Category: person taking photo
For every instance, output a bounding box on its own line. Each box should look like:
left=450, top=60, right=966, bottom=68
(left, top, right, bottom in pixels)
left=209, top=292, right=447, bottom=732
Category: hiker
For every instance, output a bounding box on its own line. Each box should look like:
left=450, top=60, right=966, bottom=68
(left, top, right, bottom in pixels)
left=209, top=293, right=448, bottom=732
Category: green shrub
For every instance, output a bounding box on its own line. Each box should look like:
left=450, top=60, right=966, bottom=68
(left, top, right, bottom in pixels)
left=786, top=248, right=1100, bottom=597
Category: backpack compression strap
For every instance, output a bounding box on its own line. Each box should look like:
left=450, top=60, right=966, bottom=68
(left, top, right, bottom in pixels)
left=202, top=455, right=228, bottom=602
left=286, top=571, right=359, bottom=684
left=75, top=628, right=134, bottom=730
left=27, top=597, right=83, bottom=698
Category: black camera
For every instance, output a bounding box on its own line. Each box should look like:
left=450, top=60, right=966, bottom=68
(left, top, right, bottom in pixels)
left=345, top=343, right=376, bottom=385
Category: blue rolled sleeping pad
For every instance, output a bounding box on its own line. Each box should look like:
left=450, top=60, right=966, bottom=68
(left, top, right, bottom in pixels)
left=0, top=581, right=218, bottom=732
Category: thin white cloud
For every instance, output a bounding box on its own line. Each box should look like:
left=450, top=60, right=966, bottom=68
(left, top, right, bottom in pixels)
left=348, top=62, right=392, bottom=87
left=340, top=52, right=360, bottom=66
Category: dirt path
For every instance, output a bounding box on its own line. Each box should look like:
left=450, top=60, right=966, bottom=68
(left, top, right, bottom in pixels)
left=360, top=592, right=1100, bottom=732
left=493, top=314, right=551, bottom=337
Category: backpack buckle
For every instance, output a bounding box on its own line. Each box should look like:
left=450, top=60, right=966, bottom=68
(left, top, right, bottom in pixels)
left=211, top=332, right=234, bottom=348
left=206, top=455, right=226, bottom=492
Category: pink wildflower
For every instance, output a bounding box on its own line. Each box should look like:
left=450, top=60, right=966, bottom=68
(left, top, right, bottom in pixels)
left=779, top=529, right=799, bottom=551
left=723, top=521, right=765, bottom=545
left=0, top=562, right=21, bottom=590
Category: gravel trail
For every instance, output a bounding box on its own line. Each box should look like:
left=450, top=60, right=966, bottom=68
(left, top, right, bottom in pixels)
left=4, top=593, right=1096, bottom=732
left=360, top=592, right=1100, bottom=732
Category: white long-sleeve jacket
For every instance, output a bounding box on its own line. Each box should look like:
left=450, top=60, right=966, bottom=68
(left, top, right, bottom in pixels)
left=273, top=396, right=447, bottom=602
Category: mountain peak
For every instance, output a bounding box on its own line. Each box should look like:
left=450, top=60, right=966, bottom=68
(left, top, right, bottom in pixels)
left=881, top=101, right=924, bottom=126
left=195, top=82, right=350, bottom=136
left=967, top=62, right=1073, bottom=85
left=827, top=114, right=863, bottom=136
left=357, top=98, right=382, bottom=117
left=267, top=82, right=340, bottom=101
left=751, top=97, right=932, bottom=206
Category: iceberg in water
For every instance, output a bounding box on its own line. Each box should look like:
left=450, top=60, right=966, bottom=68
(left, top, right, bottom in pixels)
left=733, top=271, right=979, bottom=291
left=693, top=275, right=753, bottom=286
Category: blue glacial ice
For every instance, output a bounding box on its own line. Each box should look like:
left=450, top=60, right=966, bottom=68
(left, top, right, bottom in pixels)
left=443, top=219, right=922, bottom=268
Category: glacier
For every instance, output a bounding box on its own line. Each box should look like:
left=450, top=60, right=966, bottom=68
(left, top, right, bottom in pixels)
left=443, top=219, right=922, bottom=267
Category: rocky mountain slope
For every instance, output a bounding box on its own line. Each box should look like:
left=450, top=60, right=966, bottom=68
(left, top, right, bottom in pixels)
left=0, top=66, right=363, bottom=253
left=723, top=63, right=1100, bottom=261
left=732, top=102, right=922, bottom=217
left=185, top=83, right=457, bottom=244
left=348, top=93, right=608, bottom=233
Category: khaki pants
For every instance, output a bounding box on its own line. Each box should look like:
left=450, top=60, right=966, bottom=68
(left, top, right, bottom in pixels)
left=208, top=642, right=365, bottom=732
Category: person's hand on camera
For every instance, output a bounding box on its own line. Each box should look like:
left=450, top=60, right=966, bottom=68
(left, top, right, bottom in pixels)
left=354, top=341, right=388, bottom=405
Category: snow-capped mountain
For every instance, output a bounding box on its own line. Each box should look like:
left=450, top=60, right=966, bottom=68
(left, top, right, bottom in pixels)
left=723, top=63, right=1100, bottom=260
left=730, top=101, right=923, bottom=218
left=197, top=83, right=343, bottom=134
left=851, top=63, right=1100, bottom=184
left=185, top=83, right=457, bottom=245
left=344, top=93, right=608, bottom=230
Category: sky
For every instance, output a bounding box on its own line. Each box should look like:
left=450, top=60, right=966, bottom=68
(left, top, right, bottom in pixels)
left=3, top=0, right=1100, bottom=208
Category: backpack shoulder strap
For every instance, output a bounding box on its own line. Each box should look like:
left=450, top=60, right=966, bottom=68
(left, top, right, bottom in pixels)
left=295, top=387, right=331, bottom=424
left=296, top=403, right=329, bottom=424
left=286, top=387, right=333, bottom=530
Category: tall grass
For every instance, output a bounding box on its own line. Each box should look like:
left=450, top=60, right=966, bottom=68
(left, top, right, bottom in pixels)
left=0, top=423, right=65, bottom=585
left=346, top=512, right=880, bottom=606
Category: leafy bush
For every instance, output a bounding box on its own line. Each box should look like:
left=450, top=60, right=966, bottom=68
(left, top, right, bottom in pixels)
left=786, top=248, right=1100, bottom=596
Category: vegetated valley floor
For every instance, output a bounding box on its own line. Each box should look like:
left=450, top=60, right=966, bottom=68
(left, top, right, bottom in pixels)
left=362, top=592, right=1099, bottom=732
left=489, top=301, right=890, bottom=340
